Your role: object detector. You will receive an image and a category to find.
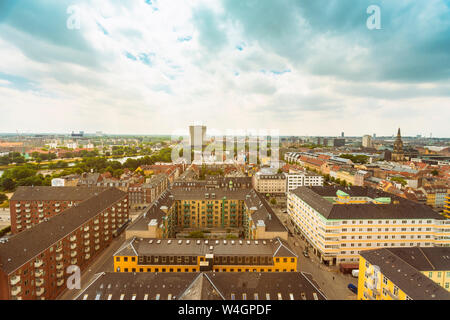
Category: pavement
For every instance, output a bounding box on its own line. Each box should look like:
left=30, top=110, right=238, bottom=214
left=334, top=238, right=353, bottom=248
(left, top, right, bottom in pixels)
left=272, top=207, right=358, bottom=300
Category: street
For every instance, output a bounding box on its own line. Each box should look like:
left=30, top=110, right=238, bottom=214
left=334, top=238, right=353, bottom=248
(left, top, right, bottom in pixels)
left=272, top=206, right=358, bottom=300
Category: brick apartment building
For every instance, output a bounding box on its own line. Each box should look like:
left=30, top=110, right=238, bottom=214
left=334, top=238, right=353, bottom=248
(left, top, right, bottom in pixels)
left=0, top=188, right=128, bottom=300
left=9, top=186, right=110, bottom=234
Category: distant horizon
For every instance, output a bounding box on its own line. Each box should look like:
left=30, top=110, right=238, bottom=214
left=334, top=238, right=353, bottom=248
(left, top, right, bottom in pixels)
left=0, top=131, right=449, bottom=139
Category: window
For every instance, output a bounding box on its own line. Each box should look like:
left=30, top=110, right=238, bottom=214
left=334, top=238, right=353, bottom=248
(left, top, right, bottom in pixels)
left=124, top=257, right=128, bottom=262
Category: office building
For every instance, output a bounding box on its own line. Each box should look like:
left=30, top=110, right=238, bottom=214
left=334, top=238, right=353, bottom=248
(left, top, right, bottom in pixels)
left=287, top=186, right=450, bottom=265
left=113, top=237, right=297, bottom=273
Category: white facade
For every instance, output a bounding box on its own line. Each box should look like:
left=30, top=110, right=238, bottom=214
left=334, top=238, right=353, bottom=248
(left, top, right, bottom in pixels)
left=287, top=191, right=450, bottom=265
left=286, top=173, right=324, bottom=191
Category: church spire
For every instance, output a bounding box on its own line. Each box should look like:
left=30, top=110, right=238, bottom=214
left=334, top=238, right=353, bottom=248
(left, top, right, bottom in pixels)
left=397, top=128, right=401, bottom=137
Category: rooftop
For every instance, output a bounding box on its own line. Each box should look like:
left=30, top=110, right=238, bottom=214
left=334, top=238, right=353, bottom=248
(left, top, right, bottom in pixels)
left=75, top=271, right=326, bottom=300
left=360, top=248, right=450, bottom=300
left=290, top=186, right=445, bottom=220
left=115, top=237, right=297, bottom=258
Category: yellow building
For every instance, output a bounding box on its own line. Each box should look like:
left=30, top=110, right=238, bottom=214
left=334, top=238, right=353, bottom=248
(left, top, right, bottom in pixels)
left=114, top=237, right=297, bottom=273
left=444, top=192, right=450, bottom=218
left=358, top=248, right=450, bottom=300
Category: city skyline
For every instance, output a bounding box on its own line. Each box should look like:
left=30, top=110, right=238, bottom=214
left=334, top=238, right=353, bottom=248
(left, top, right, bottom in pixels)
left=0, top=1, right=450, bottom=136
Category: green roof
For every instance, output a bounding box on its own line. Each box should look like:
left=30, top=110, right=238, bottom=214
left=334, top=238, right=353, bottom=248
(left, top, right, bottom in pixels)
left=374, top=197, right=391, bottom=204
left=336, top=190, right=349, bottom=197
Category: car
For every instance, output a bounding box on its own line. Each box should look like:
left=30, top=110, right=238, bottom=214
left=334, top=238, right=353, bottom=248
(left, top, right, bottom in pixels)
left=302, top=251, right=309, bottom=258
left=348, top=283, right=357, bottom=294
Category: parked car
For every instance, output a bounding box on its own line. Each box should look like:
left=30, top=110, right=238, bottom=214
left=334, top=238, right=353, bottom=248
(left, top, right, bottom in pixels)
left=348, top=283, right=357, bottom=294
left=351, top=270, right=359, bottom=278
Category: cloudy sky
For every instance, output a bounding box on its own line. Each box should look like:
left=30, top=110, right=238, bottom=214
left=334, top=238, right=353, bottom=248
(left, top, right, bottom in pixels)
left=0, top=0, right=449, bottom=137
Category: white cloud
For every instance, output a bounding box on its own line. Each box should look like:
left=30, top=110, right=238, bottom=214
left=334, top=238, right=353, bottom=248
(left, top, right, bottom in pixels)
left=0, top=0, right=449, bottom=137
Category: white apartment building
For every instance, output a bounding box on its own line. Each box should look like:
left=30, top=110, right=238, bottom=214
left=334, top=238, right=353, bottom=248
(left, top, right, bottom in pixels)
left=287, top=186, right=450, bottom=266
left=286, top=172, right=324, bottom=192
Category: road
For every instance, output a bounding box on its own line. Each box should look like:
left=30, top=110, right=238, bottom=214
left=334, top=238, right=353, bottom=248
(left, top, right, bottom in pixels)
left=272, top=207, right=358, bottom=300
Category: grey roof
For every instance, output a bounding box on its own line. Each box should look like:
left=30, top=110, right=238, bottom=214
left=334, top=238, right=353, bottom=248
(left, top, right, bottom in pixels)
left=10, top=186, right=108, bottom=201
left=245, top=190, right=287, bottom=233
left=203, top=272, right=326, bottom=300
left=115, top=237, right=296, bottom=258
left=0, top=188, right=127, bottom=274
left=360, top=249, right=450, bottom=300
left=381, top=247, right=450, bottom=272
left=75, top=272, right=326, bottom=300
left=75, top=272, right=199, bottom=300
left=290, top=186, right=445, bottom=220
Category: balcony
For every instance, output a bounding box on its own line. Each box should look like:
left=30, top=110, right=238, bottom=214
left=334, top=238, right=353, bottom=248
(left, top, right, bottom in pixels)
left=25, top=204, right=30, bottom=208
left=35, top=279, right=44, bottom=287
left=36, top=288, right=44, bottom=297
left=94, top=239, right=100, bottom=244
left=56, top=263, right=64, bottom=270
left=83, top=233, right=90, bottom=239
left=56, top=253, right=63, bottom=262
left=55, top=203, right=60, bottom=208
left=95, top=245, right=100, bottom=251
left=84, top=247, right=90, bottom=253
left=85, top=254, right=91, bottom=260
left=34, top=260, right=43, bottom=268
left=387, top=290, right=399, bottom=300
left=104, top=219, right=109, bottom=223
left=55, top=209, right=61, bottom=213
left=70, top=243, right=77, bottom=250
left=25, top=214, right=31, bottom=219
left=104, top=225, right=109, bottom=229
left=84, top=240, right=90, bottom=246
left=56, top=246, right=63, bottom=253
left=83, top=226, right=89, bottom=232
left=38, top=209, right=43, bottom=213
left=70, top=251, right=77, bottom=258
left=57, top=279, right=65, bottom=287
left=94, top=233, right=99, bottom=238
left=94, top=219, right=99, bottom=224
left=35, top=269, right=44, bottom=278
left=38, top=203, right=43, bottom=208
left=16, top=209, right=21, bottom=213
left=10, top=275, right=20, bottom=286
left=71, top=258, right=77, bottom=265
left=11, top=286, right=21, bottom=296
left=70, top=235, right=76, bottom=242
left=15, top=204, right=20, bottom=208
left=38, top=213, right=44, bottom=218
left=56, top=270, right=64, bottom=278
